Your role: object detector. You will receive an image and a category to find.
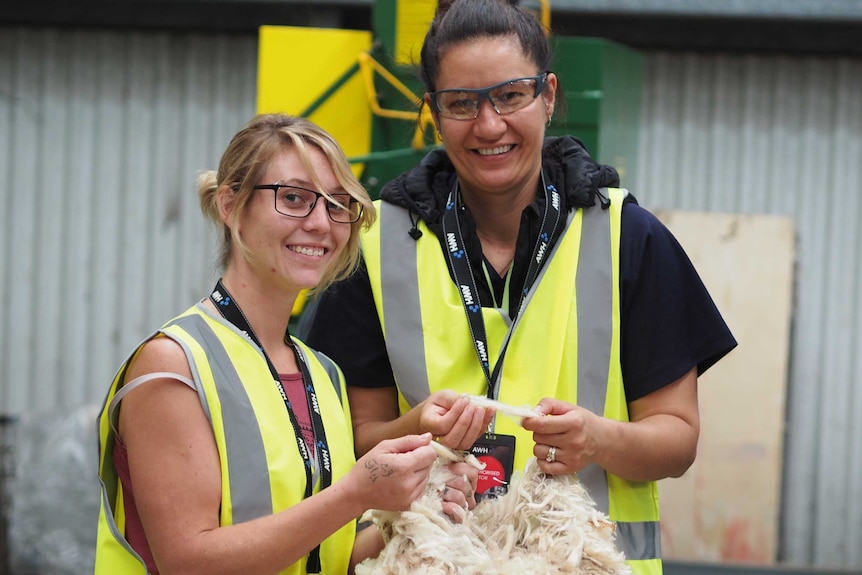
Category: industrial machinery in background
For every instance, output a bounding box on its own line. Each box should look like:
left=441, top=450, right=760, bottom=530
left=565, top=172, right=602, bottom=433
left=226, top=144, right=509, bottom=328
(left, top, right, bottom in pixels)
left=256, top=0, right=643, bottom=315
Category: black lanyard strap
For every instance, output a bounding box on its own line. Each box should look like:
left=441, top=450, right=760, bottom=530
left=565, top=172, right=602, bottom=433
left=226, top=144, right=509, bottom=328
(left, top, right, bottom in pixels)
left=209, top=279, right=330, bottom=573
left=442, top=171, right=563, bottom=400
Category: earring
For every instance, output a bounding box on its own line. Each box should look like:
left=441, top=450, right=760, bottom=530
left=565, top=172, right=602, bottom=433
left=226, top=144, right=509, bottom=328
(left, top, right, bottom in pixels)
left=546, top=116, right=553, bottom=128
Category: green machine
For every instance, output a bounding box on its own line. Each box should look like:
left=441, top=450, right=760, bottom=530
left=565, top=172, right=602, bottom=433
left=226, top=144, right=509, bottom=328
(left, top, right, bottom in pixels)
left=360, top=0, right=644, bottom=194
left=548, top=35, right=643, bottom=187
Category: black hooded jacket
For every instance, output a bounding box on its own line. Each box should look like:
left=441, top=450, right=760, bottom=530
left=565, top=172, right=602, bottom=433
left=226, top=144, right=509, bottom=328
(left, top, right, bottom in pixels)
left=377, top=135, right=623, bottom=313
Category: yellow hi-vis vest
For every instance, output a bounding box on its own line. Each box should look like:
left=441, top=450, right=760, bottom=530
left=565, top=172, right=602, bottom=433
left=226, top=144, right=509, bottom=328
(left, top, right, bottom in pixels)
left=94, top=304, right=356, bottom=575
left=361, top=188, right=661, bottom=575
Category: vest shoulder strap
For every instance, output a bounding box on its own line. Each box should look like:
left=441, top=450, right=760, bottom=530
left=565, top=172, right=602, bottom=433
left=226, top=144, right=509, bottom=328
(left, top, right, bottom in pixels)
left=107, top=371, right=195, bottom=438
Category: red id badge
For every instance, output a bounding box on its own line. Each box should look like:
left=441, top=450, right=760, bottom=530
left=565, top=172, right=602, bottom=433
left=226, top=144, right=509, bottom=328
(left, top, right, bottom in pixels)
left=470, top=433, right=516, bottom=502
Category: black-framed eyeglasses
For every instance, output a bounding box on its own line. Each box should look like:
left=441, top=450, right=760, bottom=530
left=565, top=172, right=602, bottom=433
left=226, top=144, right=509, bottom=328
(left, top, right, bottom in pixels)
left=428, top=72, right=549, bottom=121
left=251, top=184, right=363, bottom=223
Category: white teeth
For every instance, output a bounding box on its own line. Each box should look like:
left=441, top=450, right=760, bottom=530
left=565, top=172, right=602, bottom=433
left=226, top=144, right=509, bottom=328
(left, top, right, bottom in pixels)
left=290, top=246, right=325, bottom=257
left=477, top=145, right=512, bottom=156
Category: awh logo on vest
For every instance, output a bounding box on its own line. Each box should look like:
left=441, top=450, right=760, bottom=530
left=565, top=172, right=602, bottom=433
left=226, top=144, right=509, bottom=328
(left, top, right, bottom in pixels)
left=320, top=445, right=332, bottom=473
left=310, top=392, right=321, bottom=415
left=297, top=439, right=310, bottom=460
left=475, top=339, right=488, bottom=365
left=460, top=284, right=475, bottom=306
left=550, top=189, right=561, bottom=211
left=536, top=241, right=548, bottom=264
left=446, top=232, right=459, bottom=253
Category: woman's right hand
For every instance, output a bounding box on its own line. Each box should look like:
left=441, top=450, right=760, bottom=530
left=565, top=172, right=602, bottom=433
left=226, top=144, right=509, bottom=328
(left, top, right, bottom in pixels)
left=418, top=391, right=495, bottom=450
left=350, top=433, right=437, bottom=512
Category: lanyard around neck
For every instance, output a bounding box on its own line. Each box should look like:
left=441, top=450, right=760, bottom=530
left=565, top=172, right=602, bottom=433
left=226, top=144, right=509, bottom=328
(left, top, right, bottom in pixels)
left=209, top=279, right=330, bottom=573
left=441, top=172, right=563, bottom=400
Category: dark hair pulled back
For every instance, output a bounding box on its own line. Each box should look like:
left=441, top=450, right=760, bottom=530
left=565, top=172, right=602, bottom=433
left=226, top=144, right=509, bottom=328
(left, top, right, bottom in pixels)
left=419, top=0, right=553, bottom=93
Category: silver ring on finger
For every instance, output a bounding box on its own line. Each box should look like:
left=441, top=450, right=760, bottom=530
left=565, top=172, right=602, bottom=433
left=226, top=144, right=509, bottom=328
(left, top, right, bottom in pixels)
left=546, top=445, right=557, bottom=463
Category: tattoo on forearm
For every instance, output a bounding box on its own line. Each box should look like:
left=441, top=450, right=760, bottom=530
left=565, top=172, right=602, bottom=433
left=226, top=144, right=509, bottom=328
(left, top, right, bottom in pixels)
left=365, top=459, right=394, bottom=482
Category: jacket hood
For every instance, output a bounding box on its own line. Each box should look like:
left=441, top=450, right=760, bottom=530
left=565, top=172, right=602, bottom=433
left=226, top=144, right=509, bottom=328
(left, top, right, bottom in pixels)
left=379, top=135, right=621, bottom=224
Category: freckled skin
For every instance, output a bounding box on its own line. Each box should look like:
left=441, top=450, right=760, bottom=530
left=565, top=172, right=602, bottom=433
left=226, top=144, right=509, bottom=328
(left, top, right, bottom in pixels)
left=235, top=147, right=351, bottom=295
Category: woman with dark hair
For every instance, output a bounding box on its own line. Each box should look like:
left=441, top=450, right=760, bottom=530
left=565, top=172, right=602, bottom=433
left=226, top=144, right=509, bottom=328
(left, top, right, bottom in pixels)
left=306, top=2, right=737, bottom=573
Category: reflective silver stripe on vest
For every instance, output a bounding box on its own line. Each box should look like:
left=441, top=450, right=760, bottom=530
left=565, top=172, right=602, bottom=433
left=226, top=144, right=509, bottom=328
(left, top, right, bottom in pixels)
left=575, top=192, right=614, bottom=516
left=617, top=521, right=660, bottom=562
left=575, top=190, right=660, bottom=562
left=169, top=314, right=273, bottom=523
left=379, top=203, right=431, bottom=407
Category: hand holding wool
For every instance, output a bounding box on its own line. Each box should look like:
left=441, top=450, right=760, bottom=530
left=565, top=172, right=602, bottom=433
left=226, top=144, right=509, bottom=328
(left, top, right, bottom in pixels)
left=419, top=390, right=495, bottom=450
left=439, top=459, right=480, bottom=520
left=523, top=398, right=606, bottom=475
left=347, top=433, right=438, bottom=512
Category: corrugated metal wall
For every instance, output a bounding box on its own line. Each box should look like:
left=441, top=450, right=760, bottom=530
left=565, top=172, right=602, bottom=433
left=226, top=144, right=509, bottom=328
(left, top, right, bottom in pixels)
left=0, top=27, right=257, bottom=414
left=636, top=52, right=862, bottom=571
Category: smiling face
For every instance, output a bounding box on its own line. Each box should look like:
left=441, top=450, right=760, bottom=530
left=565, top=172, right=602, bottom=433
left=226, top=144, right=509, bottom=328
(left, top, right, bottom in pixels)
left=429, top=35, right=556, bottom=204
left=230, top=145, right=352, bottom=296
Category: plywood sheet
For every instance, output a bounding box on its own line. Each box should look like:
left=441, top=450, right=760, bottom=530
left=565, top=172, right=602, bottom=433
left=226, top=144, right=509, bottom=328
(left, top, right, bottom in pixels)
left=653, top=211, right=795, bottom=564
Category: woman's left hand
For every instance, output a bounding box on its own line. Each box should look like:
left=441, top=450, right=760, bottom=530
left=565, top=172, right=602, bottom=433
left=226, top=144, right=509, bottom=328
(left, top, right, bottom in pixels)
left=439, top=460, right=479, bottom=522
left=521, top=398, right=604, bottom=475
left=522, top=369, right=700, bottom=482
